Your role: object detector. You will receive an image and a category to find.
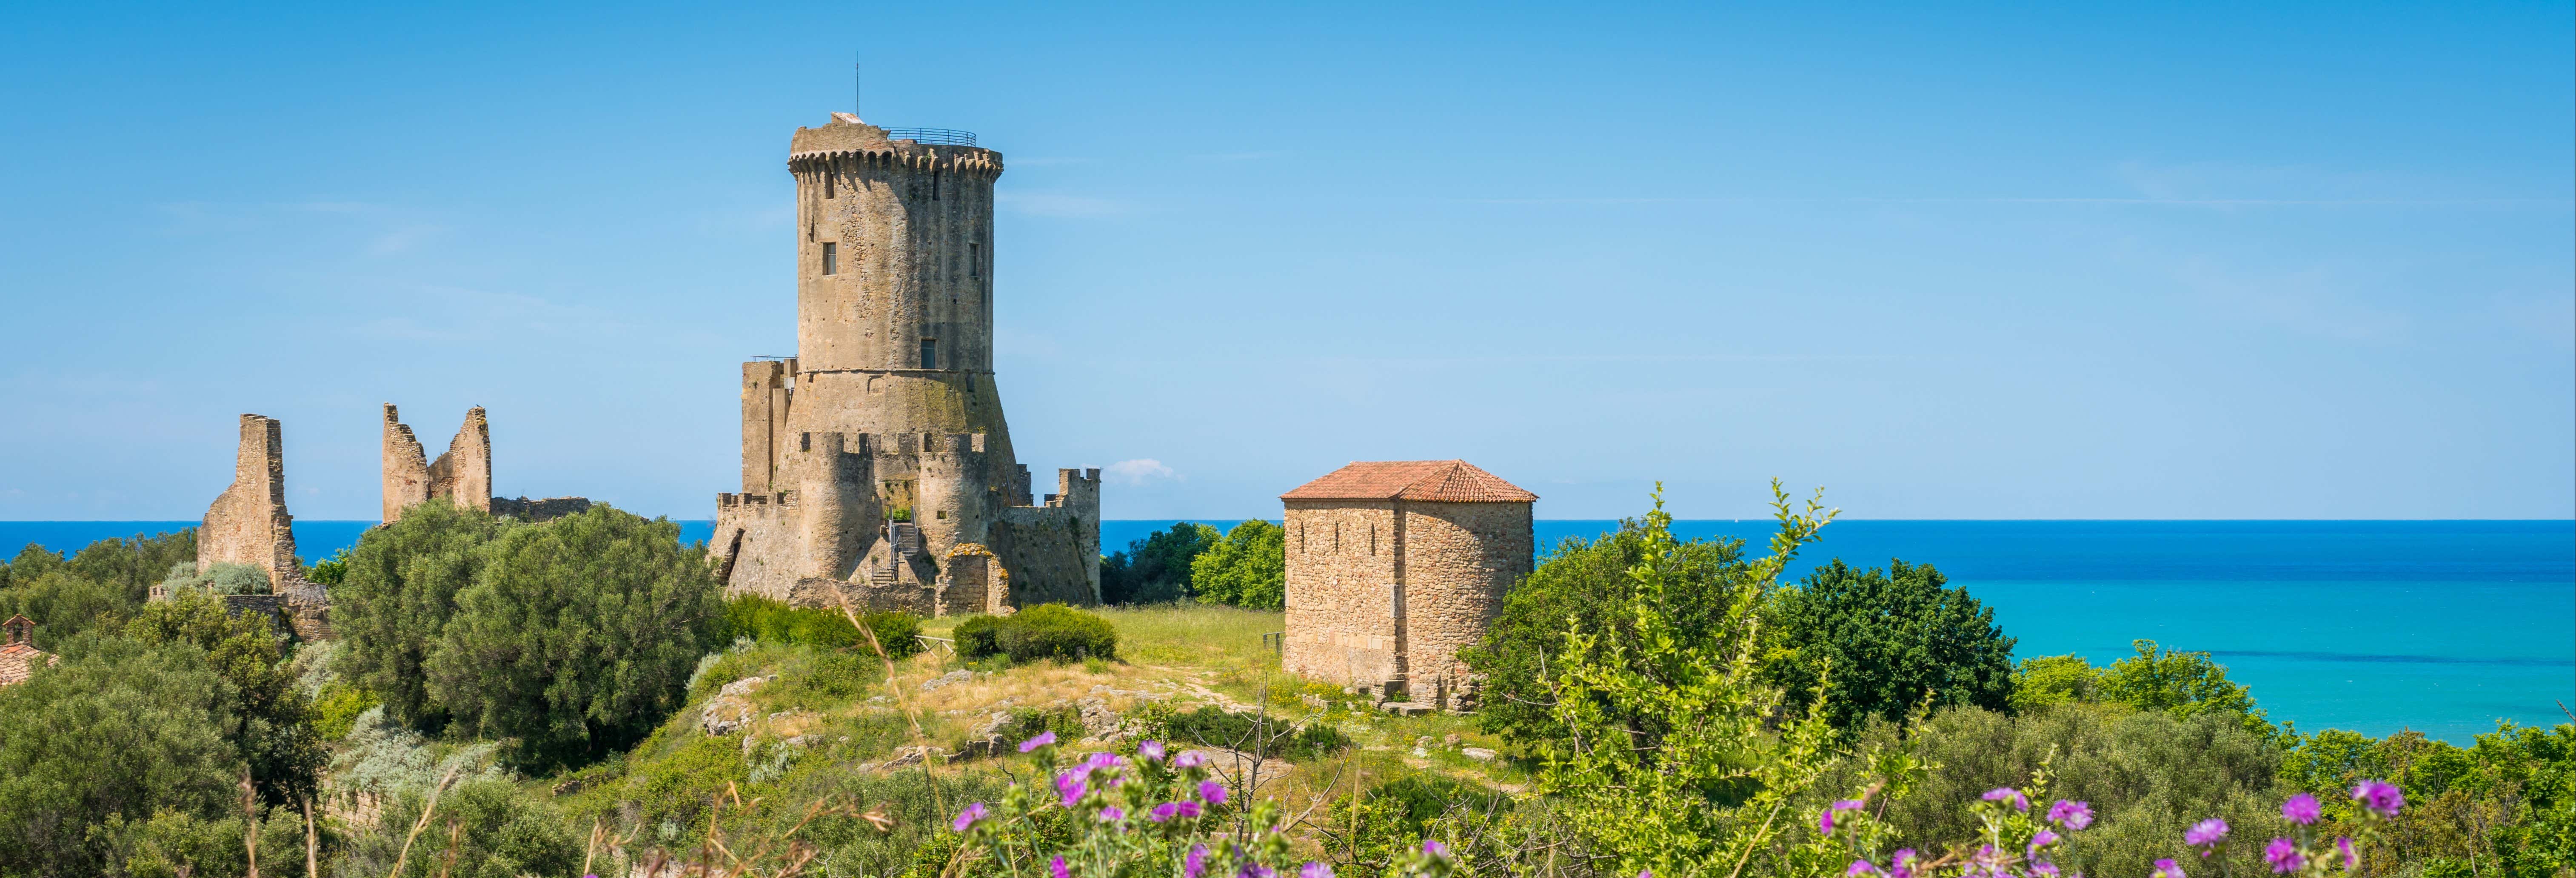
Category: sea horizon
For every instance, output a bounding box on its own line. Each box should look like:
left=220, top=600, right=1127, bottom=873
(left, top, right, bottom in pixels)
left=9, top=517, right=2569, bottom=743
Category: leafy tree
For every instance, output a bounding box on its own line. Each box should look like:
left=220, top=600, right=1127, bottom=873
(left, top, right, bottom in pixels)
left=331, top=778, right=582, bottom=878
left=2279, top=721, right=2576, bottom=875
left=1533, top=485, right=1904, bottom=876
left=64, top=528, right=199, bottom=599
left=0, top=635, right=241, bottom=875
left=125, top=590, right=327, bottom=804
left=304, top=547, right=351, bottom=585
left=1764, top=559, right=2016, bottom=732
left=1459, top=515, right=1747, bottom=750
left=2007, top=653, right=2101, bottom=713
left=1, top=569, right=142, bottom=644
left=2097, top=639, right=2279, bottom=741
left=1100, top=522, right=1221, bottom=604
left=1189, top=520, right=1286, bottom=610
left=331, top=499, right=513, bottom=732
left=155, top=560, right=273, bottom=595
left=426, top=506, right=725, bottom=770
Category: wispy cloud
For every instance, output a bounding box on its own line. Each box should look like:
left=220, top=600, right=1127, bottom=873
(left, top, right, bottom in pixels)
left=1189, top=150, right=1287, bottom=162
left=1105, top=459, right=1177, bottom=485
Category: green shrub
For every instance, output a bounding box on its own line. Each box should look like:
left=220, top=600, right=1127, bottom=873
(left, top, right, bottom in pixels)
left=1763, top=558, right=2016, bottom=733
left=312, top=682, right=378, bottom=741
left=1189, top=520, right=1286, bottom=609
left=1141, top=704, right=1349, bottom=761
left=332, top=777, right=582, bottom=878
left=725, top=594, right=921, bottom=659
left=0, top=635, right=240, bottom=876
left=955, top=604, right=1117, bottom=664
left=1325, top=775, right=1516, bottom=871
left=1100, top=522, right=1221, bottom=604
left=154, top=561, right=270, bottom=596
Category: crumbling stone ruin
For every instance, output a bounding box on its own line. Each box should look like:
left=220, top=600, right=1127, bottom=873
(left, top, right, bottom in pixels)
left=381, top=404, right=591, bottom=523
left=191, top=414, right=334, bottom=639
left=1279, top=460, right=1536, bottom=709
left=713, top=114, right=1101, bottom=615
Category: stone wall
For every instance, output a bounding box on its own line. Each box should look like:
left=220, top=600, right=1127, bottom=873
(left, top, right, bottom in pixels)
left=200, top=414, right=302, bottom=587
left=1281, top=499, right=1531, bottom=698
left=381, top=404, right=494, bottom=524
left=1282, top=501, right=1402, bottom=688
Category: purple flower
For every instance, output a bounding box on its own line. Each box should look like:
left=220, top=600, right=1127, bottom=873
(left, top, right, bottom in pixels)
left=2352, top=779, right=2404, bottom=818
left=1239, top=867, right=1276, bottom=878
left=1981, top=787, right=2029, bottom=812
left=1888, top=850, right=1918, bottom=878
left=1138, top=740, right=1167, bottom=761
left=2335, top=837, right=2356, bottom=868
left=2028, top=861, right=2060, bottom=878
left=2046, top=800, right=2093, bottom=830
left=1174, top=750, right=1210, bottom=769
left=1055, top=771, right=1088, bottom=807
left=1199, top=780, right=1230, bottom=805
left=2280, top=793, right=2321, bottom=825
left=1834, top=798, right=1866, bottom=812
left=951, top=802, right=989, bottom=832
left=2264, top=838, right=2301, bottom=873
left=1819, top=807, right=1836, bottom=836
left=1300, top=863, right=1335, bottom=878
left=1422, top=840, right=1450, bottom=858
left=2185, top=818, right=2230, bottom=849
left=1846, top=860, right=1878, bottom=877
left=1150, top=801, right=1202, bottom=822
left=1185, top=846, right=1209, bottom=878
left=1082, top=751, right=1125, bottom=773
left=1051, top=856, right=1071, bottom=878
left=2153, top=859, right=2186, bottom=878
left=1020, top=731, right=1057, bottom=753
left=1098, top=806, right=1125, bottom=822
left=2028, top=828, right=2060, bottom=853
left=1637, top=872, right=1652, bottom=878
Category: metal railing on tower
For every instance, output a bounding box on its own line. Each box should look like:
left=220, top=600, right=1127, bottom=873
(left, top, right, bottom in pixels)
left=882, top=128, right=977, bottom=146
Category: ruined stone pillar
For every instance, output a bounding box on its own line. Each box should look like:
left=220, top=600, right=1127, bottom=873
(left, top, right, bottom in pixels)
left=200, top=414, right=300, bottom=590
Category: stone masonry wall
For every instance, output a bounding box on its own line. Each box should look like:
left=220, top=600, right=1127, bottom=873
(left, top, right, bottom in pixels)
left=1282, top=500, right=1402, bottom=688
left=381, top=404, right=495, bottom=524
left=200, top=414, right=301, bottom=586
left=1397, top=501, right=1533, bottom=693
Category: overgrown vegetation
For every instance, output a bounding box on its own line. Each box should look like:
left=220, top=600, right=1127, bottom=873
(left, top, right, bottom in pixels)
left=1140, top=703, right=1351, bottom=760
left=1190, top=519, right=1287, bottom=610
left=726, top=593, right=923, bottom=659
left=1763, top=558, right=2017, bottom=733
left=956, top=603, right=1118, bottom=663
left=1100, top=522, right=1220, bottom=604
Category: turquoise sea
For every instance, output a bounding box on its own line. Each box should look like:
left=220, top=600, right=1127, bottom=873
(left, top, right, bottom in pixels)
left=8, top=519, right=2568, bottom=742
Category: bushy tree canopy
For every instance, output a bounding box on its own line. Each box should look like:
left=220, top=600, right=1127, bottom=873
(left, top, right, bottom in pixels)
left=1763, top=559, right=2016, bottom=732
left=1459, top=514, right=1748, bottom=749
left=1099, top=522, right=1220, bottom=604
left=1189, top=520, right=1286, bottom=610
left=426, top=507, right=726, bottom=770
left=2009, top=639, right=2279, bottom=742
left=330, top=499, right=514, bottom=731
left=0, top=635, right=242, bottom=875
left=126, top=589, right=327, bottom=803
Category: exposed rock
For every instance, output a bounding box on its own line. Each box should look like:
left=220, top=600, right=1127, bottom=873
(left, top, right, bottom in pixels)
left=1461, top=747, right=1497, bottom=762
left=700, top=675, right=772, bottom=735
left=1442, top=733, right=1461, bottom=748
left=1381, top=701, right=1435, bottom=717
left=919, top=670, right=974, bottom=692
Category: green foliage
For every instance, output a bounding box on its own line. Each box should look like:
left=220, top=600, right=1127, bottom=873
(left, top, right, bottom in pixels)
left=1459, top=512, right=1749, bottom=752
left=55, top=528, right=198, bottom=599
left=0, top=569, right=140, bottom=645
left=1835, top=703, right=2294, bottom=877
left=1764, top=559, right=2017, bottom=732
left=2280, top=721, right=2576, bottom=876
left=2096, top=639, right=2275, bottom=735
left=312, top=681, right=379, bottom=741
left=1100, top=522, right=1221, bottom=604
left=125, top=590, right=327, bottom=804
left=333, top=778, right=583, bottom=878
left=1324, top=775, right=1517, bottom=873
left=1534, top=484, right=1900, bottom=877
left=2006, top=653, right=2101, bottom=713
left=0, top=635, right=241, bottom=876
left=955, top=603, right=1118, bottom=663
left=427, top=506, right=727, bottom=770
left=303, top=547, right=349, bottom=585
left=725, top=593, right=923, bottom=659
left=1139, top=704, right=1351, bottom=761
left=1189, top=519, right=1287, bottom=610
left=997, top=704, right=1092, bottom=747
left=155, top=560, right=272, bottom=595
left=887, top=506, right=914, bottom=522
left=331, top=499, right=515, bottom=731
left=102, top=804, right=308, bottom=878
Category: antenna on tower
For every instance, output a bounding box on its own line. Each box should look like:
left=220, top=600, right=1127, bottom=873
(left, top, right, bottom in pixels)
left=853, top=54, right=863, bottom=121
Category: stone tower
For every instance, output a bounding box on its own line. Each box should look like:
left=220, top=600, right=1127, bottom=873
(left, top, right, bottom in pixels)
left=717, top=114, right=1099, bottom=613
left=1279, top=460, right=1536, bottom=707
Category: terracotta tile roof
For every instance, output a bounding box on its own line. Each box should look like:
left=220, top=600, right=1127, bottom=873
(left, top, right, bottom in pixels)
left=1281, top=460, right=1538, bottom=503
left=0, top=642, right=54, bottom=687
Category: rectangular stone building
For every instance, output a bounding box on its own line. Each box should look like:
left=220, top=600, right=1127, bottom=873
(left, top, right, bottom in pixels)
left=1281, top=460, right=1535, bottom=704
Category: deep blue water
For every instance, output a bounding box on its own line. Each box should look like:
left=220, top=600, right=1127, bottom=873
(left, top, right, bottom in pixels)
left=9, top=519, right=2569, bottom=742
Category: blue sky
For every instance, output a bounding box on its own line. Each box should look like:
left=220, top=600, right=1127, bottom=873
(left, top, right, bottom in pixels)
left=2, top=2, right=2568, bottom=521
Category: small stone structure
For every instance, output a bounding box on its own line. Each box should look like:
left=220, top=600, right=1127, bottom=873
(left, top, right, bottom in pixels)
left=711, top=114, right=1100, bottom=615
left=1279, top=460, right=1536, bottom=707
left=382, top=404, right=589, bottom=523
left=191, top=414, right=333, bottom=639
left=0, top=615, right=57, bottom=686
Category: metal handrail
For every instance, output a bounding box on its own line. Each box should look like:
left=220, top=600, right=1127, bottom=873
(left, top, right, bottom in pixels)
left=883, top=127, right=977, bottom=147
